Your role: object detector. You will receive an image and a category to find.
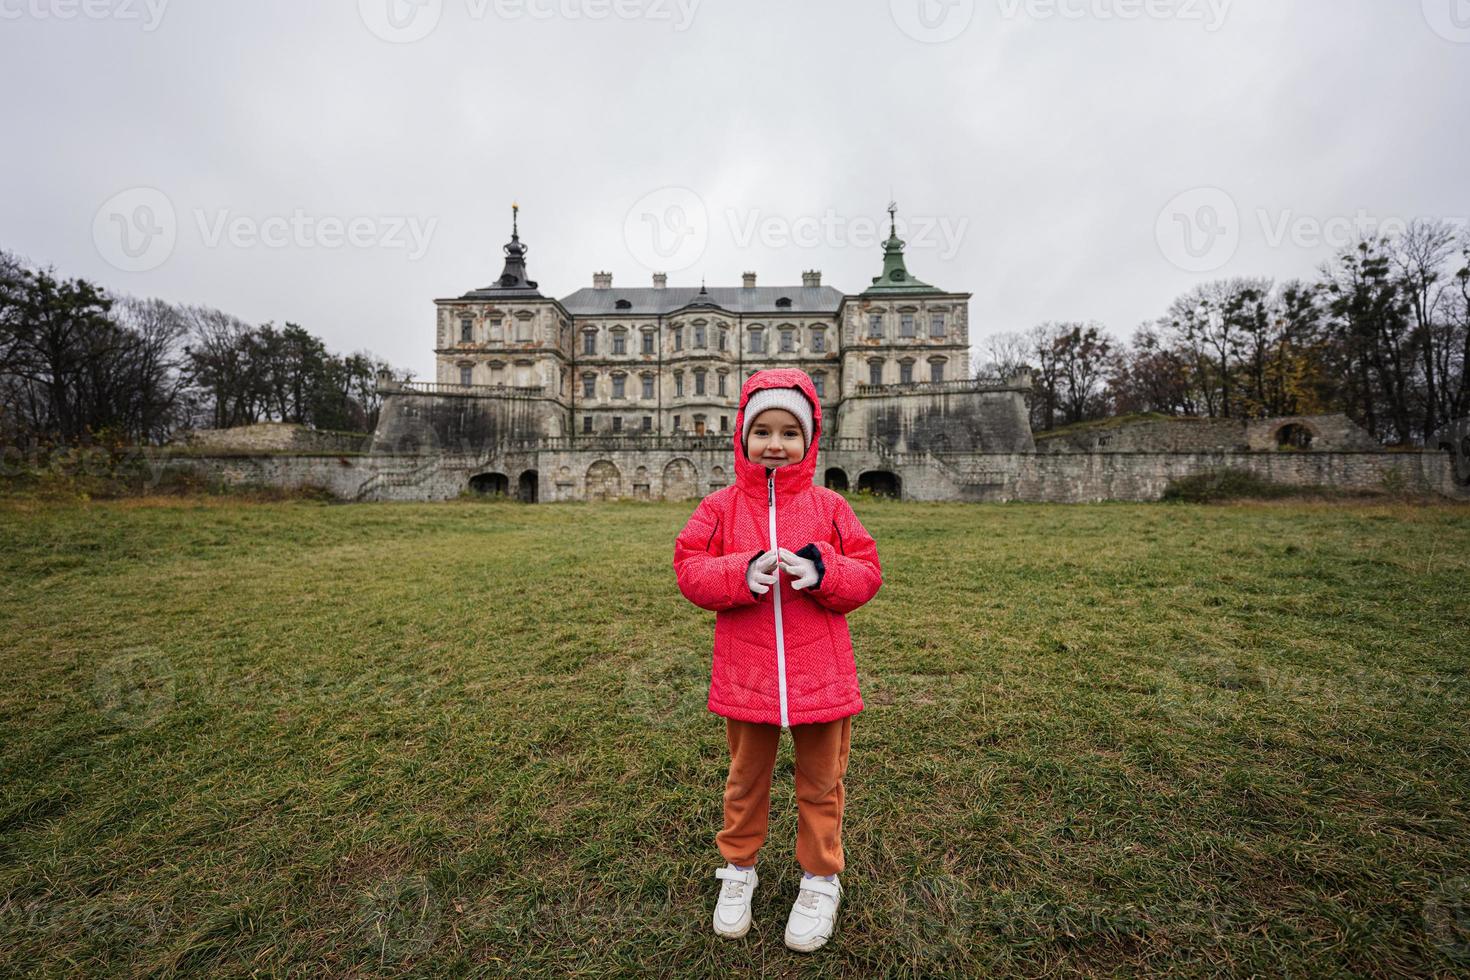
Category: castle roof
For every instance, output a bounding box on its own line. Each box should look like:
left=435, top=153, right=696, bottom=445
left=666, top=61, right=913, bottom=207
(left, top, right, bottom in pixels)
left=558, top=285, right=844, bottom=317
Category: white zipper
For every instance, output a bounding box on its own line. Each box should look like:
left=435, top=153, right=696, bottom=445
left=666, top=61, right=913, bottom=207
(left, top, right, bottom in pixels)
left=768, top=470, right=790, bottom=730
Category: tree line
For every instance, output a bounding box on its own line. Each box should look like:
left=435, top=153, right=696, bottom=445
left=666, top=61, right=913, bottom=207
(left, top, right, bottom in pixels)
left=975, top=221, right=1470, bottom=446
left=0, top=249, right=408, bottom=453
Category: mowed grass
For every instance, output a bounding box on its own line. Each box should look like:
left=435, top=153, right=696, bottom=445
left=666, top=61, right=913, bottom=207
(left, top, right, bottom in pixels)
left=1, top=495, right=1468, bottom=978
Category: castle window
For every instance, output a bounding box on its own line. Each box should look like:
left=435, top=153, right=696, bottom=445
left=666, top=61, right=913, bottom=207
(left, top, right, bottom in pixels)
left=641, top=331, right=654, bottom=355
left=718, top=372, right=727, bottom=396
left=612, top=374, right=626, bottom=399
left=694, top=324, right=706, bottom=348
left=869, top=360, right=883, bottom=385
left=673, top=414, right=681, bottom=430
left=776, top=297, right=792, bottom=309
left=720, top=415, right=728, bottom=432
left=719, top=328, right=728, bottom=351
left=615, top=298, right=632, bottom=310
left=748, top=328, right=764, bottom=354
left=461, top=318, right=473, bottom=342
left=460, top=365, right=473, bottom=386
left=641, top=375, right=654, bottom=399
left=675, top=371, right=684, bottom=397
left=930, top=359, right=945, bottom=383
left=900, top=314, right=915, bottom=338
left=583, top=331, right=596, bottom=355
left=642, top=415, right=652, bottom=432
left=900, top=359, right=914, bottom=384
left=811, top=328, right=825, bottom=353
left=693, top=413, right=707, bottom=435
left=780, top=329, right=794, bottom=353
left=516, top=317, right=531, bottom=342
left=813, top=373, right=825, bottom=399
left=582, top=374, right=596, bottom=399
left=930, top=314, right=945, bottom=338
left=868, top=314, right=883, bottom=339
left=674, top=327, right=684, bottom=351
left=612, top=330, right=626, bottom=355
left=583, top=415, right=593, bottom=434
left=612, top=416, right=623, bottom=433
left=695, top=368, right=706, bottom=396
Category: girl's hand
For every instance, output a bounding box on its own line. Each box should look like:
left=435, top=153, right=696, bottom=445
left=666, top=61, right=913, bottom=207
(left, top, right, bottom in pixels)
left=746, top=549, right=779, bottom=595
left=777, top=547, right=820, bottom=591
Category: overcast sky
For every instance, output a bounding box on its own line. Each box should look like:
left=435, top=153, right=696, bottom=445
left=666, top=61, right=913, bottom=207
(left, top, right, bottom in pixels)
left=3, top=0, right=1468, bottom=380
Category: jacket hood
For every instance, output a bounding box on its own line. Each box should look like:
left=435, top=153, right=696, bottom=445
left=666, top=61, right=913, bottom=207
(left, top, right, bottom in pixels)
left=733, top=368, right=822, bottom=500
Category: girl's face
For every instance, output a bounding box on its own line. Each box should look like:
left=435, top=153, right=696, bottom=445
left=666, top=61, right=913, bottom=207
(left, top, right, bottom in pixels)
left=746, top=408, right=805, bottom=468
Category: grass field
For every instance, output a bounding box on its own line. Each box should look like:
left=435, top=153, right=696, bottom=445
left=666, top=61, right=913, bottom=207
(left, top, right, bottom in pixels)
left=1, top=495, right=1468, bottom=977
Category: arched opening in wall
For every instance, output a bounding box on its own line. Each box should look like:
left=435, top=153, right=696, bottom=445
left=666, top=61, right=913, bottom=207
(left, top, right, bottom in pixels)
left=469, top=472, right=509, bottom=496
left=586, top=460, right=622, bottom=501
left=663, top=458, right=699, bottom=500
left=518, top=470, right=538, bottom=503
left=1275, top=423, right=1314, bottom=450
left=858, top=470, right=901, bottom=498
left=825, top=468, right=849, bottom=492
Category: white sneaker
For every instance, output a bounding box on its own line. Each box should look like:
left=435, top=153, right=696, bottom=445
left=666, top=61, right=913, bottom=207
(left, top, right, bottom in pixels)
left=784, top=875, right=841, bottom=952
left=712, top=864, right=758, bottom=938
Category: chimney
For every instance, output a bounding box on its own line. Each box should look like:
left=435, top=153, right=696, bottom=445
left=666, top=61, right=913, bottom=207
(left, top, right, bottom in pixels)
left=593, top=271, right=612, bottom=289
left=652, top=272, right=667, bottom=289
left=742, top=271, right=756, bottom=288
left=802, top=270, right=822, bottom=287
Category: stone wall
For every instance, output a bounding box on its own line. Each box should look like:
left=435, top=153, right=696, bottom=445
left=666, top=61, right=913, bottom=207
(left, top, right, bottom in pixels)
left=370, top=387, right=561, bottom=455
left=1036, top=413, right=1381, bottom=454
left=832, top=380, right=1034, bottom=454
left=175, top=422, right=372, bottom=454
left=156, top=446, right=1468, bottom=504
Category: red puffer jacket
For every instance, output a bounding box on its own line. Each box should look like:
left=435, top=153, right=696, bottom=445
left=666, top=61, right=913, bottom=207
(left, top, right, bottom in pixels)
left=673, top=368, right=883, bottom=728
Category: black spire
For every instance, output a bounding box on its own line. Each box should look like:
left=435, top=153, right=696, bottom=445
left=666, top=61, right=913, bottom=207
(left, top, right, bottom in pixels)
left=496, top=203, right=537, bottom=290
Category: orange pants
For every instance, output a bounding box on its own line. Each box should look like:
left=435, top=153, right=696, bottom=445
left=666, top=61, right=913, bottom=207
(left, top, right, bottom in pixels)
left=715, top=715, right=853, bottom=877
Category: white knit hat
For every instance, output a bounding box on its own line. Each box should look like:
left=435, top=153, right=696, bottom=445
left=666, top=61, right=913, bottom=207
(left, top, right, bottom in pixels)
left=742, top=386, right=814, bottom=449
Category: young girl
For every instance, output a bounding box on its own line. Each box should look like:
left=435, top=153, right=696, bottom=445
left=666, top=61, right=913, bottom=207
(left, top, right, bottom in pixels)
left=672, top=368, right=883, bottom=952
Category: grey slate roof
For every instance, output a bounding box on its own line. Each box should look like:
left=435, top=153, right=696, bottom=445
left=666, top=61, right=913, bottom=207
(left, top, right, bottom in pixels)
left=558, top=285, right=845, bottom=316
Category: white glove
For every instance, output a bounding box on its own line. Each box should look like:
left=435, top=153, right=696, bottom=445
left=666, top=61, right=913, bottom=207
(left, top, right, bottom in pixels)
left=778, top=547, right=820, bottom=591
left=746, top=549, right=779, bottom=596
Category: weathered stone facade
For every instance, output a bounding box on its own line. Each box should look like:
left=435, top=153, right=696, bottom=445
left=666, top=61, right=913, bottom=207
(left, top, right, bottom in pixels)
left=1035, top=413, right=1384, bottom=454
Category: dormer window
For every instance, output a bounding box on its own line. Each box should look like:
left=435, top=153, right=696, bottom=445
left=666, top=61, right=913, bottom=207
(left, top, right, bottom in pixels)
left=615, top=299, right=632, bottom=310
left=775, top=297, right=792, bottom=309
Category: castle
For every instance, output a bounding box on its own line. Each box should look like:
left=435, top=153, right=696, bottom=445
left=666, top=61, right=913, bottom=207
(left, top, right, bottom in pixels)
left=370, top=206, right=1036, bottom=501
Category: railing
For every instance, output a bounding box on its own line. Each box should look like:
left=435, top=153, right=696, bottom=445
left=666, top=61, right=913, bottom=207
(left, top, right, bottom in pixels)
left=380, top=380, right=546, bottom=397
left=491, top=435, right=900, bottom=455
left=853, top=377, right=1018, bottom=396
